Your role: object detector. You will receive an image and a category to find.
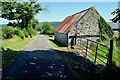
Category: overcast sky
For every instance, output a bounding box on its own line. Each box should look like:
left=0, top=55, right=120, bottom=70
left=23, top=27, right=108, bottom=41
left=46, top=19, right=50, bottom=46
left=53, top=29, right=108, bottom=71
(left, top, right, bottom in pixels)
left=0, top=1, right=118, bottom=24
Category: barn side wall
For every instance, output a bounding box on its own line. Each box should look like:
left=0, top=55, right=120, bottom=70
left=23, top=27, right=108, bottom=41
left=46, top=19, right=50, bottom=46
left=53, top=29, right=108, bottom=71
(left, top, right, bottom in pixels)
left=54, top=32, right=68, bottom=46
left=68, top=7, right=100, bottom=46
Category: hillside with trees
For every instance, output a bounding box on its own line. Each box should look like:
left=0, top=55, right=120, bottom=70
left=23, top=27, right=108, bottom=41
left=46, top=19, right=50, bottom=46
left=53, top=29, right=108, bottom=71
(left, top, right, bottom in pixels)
left=38, top=22, right=61, bottom=29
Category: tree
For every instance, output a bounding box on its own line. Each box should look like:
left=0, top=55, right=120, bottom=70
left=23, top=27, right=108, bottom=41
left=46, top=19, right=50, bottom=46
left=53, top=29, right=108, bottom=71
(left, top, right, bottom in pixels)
left=37, top=27, right=42, bottom=31
left=30, top=18, right=39, bottom=30
left=111, top=8, right=120, bottom=23
left=0, top=1, right=45, bottom=29
left=41, top=21, right=53, bottom=34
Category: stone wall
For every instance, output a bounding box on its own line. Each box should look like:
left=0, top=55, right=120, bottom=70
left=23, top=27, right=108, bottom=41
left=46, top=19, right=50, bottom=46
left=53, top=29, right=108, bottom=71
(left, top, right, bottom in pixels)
left=68, top=24, right=77, bottom=46
left=54, top=32, right=68, bottom=46
left=68, top=7, right=100, bottom=46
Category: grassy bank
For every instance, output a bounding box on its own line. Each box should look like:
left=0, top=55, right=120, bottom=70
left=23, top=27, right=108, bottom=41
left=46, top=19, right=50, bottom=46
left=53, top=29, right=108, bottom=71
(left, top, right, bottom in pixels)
left=48, top=40, right=67, bottom=50
left=2, top=36, right=36, bottom=68
left=2, top=36, right=36, bottom=51
left=45, top=35, right=50, bottom=38
left=44, top=34, right=67, bottom=50
left=45, top=34, right=53, bottom=38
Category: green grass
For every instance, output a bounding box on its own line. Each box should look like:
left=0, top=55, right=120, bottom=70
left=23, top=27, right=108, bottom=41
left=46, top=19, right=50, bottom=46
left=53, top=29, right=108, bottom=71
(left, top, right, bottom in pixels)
left=45, top=35, right=53, bottom=38
left=87, top=39, right=120, bottom=66
left=2, top=35, right=36, bottom=51
left=48, top=40, right=67, bottom=50
left=2, top=35, right=36, bottom=68
left=45, top=35, right=49, bottom=38
left=102, top=39, right=120, bottom=66
left=70, top=39, right=120, bottom=66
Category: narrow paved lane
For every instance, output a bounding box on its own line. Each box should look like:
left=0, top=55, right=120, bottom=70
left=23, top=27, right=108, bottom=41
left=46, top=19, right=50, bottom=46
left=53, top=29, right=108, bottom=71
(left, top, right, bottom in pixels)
left=2, top=35, right=75, bottom=80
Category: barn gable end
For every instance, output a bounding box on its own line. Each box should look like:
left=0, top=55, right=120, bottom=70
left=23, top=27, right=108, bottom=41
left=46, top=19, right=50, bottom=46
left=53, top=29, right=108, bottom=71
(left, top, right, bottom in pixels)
left=68, top=7, right=100, bottom=46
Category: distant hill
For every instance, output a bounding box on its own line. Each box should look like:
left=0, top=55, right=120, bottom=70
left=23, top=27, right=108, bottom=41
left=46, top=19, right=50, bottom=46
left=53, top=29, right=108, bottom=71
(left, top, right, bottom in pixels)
left=38, top=22, right=61, bottom=29
left=0, top=24, right=7, bottom=28
left=0, top=22, right=61, bottom=29
left=2, top=22, right=117, bottom=29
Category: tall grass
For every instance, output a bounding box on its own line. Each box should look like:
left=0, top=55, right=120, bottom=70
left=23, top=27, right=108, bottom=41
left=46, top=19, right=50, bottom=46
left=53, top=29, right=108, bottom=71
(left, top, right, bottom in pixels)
left=98, top=39, right=120, bottom=66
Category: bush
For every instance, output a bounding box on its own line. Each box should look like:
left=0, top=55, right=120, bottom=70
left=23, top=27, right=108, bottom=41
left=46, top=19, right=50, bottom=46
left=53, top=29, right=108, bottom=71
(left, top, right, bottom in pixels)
left=27, top=26, right=37, bottom=38
left=2, top=25, right=37, bottom=40
left=37, top=27, right=42, bottom=31
left=46, top=28, right=54, bottom=35
left=2, top=33, right=7, bottom=40
left=2, top=26, right=14, bottom=39
left=14, top=28, right=20, bottom=35
left=33, top=29, right=37, bottom=35
left=23, top=28, right=28, bottom=38
left=18, top=31, right=24, bottom=39
left=13, top=28, right=24, bottom=39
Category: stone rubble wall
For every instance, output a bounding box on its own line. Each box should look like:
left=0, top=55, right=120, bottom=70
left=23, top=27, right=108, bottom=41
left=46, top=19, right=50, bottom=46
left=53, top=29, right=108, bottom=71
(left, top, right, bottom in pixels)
left=68, top=7, right=100, bottom=46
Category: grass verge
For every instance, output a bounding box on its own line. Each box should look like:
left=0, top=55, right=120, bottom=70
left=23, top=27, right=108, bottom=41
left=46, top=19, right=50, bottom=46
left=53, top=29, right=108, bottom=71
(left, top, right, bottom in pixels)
left=2, top=36, right=36, bottom=51
left=45, top=35, right=53, bottom=38
left=1, top=35, right=36, bottom=68
left=45, top=35, right=50, bottom=38
left=48, top=39, right=67, bottom=51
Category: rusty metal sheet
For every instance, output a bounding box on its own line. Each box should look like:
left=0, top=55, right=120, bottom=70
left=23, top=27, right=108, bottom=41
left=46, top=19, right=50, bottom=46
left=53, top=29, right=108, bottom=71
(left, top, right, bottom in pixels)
left=54, top=8, right=89, bottom=34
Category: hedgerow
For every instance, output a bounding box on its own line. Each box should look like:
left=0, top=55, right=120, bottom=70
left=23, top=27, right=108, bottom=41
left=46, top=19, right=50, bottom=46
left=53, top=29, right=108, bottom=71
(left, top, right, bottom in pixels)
left=2, top=26, right=14, bottom=39
left=2, top=26, right=37, bottom=39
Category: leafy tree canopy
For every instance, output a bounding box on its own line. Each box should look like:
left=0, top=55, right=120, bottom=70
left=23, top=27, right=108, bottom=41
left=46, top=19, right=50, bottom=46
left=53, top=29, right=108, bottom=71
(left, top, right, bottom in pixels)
left=42, top=21, right=54, bottom=34
left=0, top=1, right=45, bottom=29
left=30, top=18, right=39, bottom=30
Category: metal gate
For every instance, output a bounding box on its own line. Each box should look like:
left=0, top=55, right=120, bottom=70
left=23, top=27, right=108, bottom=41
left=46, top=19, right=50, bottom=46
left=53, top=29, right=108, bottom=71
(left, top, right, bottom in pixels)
left=68, top=36, right=113, bottom=66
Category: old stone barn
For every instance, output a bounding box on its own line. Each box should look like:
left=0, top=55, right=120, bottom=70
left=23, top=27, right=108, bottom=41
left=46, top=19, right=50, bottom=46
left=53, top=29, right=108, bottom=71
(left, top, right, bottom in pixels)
left=54, top=7, right=102, bottom=46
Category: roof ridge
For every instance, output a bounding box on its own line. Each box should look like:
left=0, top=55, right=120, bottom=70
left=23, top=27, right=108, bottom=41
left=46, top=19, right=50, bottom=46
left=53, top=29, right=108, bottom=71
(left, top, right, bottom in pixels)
left=66, top=7, right=90, bottom=18
left=55, top=7, right=94, bottom=34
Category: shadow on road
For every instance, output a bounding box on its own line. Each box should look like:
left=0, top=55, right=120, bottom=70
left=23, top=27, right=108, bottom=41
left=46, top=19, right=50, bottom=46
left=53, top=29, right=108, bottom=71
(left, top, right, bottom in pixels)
left=57, top=50, right=120, bottom=80
left=2, top=48, right=120, bottom=80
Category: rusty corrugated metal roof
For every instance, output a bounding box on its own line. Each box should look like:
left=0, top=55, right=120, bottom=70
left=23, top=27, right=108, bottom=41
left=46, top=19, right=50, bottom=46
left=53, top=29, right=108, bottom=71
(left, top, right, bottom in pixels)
left=54, top=8, right=90, bottom=34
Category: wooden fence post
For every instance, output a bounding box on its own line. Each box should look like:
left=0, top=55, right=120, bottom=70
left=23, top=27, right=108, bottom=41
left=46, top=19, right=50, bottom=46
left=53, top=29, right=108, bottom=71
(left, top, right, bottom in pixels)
left=108, top=40, right=113, bottom=66
left=85, top=39, right=88, bottom=58
left=75, top=34, right=77, bottom=45
left=95, top=43, right=98, bottom=64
